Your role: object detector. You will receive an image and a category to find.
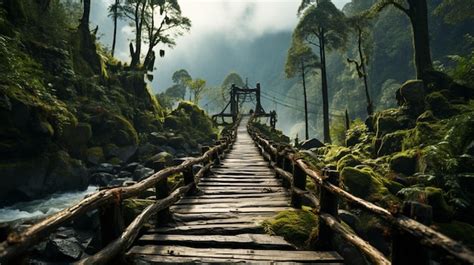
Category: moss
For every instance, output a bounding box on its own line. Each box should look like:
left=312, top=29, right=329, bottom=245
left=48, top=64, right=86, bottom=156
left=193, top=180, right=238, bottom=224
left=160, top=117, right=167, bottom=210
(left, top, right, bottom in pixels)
left=434, top=221, right=474, bottom=249
left=250, top=120, right=290, bottom=144
left=377, top=130, right=408, bottom=156
left=123, top=198, right=154, bottom=225
left=262, top=208, right=317, bottom=248
left=86, top=146, right=104, bottom=165
left=324, top=146, right=351, bottom=162
left=426, top=92, right=452, bottom=118
left=108, top=157, right=122, bottom=165
left=340, top=167, right=389, bottom=201
left=397, top=186, right=454, bottom=222
left=336, top=154, right=362, bottom=172
left=389, top=149, right=418, bottom=175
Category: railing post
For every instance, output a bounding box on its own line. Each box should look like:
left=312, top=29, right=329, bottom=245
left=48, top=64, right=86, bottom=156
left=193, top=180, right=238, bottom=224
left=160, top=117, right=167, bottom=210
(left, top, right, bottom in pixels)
left=291, top=162, right=306, bottom=208
left=315, top=169, right=339, bottom=250
left=99, top=198, right=124, bottom=247
left=183, top=166, right=196, bottom=195
left=392, top=201, right=432, bottom=265
left=281, top=156, right=293, bottom=188
left=153, top=161, right=170, bottom=225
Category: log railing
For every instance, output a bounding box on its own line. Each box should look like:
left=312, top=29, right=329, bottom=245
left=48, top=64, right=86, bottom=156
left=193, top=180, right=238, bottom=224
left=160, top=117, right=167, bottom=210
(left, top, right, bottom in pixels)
left=247, top=117, right=474, bottom=265
left=0, top=118, right=241, bottom=264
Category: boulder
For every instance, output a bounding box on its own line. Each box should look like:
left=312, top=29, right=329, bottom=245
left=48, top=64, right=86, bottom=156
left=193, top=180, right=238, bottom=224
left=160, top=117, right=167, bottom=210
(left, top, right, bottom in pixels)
left=416, top=110, right=437, bottom=123
left=396, top=80, right=425, bottom=115
left=149, top=132, right=167, bottom=145
left=45, top=238, right=83, bottom=262
left=118, top=170, right=133, bottom=178
left=377, top=130, right=407, bottom=156
left=122, top=162, right=140, bottom=173
left=145, top=152, right=173, bottom=168
left=133, top=165, right=154, bottom=181
left=390, top=150, right=417, bottom=175
left=425, top=92, right=452, bottom=118
left=86, top=146, right=104, bottom=165
left=340, top=167, right=388, bottom=201
left=90, top=172, right=114, bottom=186
left=44, top=151, right=89, bottom=192
left=90, top=163, right=115, bottom=174
left=338, top=210, right=360, bottom=229
left=336, top=154, right=362, bottom=172
left=115, top=145, right=138, bottom=162
left=299, top=138, right=325, bottom=150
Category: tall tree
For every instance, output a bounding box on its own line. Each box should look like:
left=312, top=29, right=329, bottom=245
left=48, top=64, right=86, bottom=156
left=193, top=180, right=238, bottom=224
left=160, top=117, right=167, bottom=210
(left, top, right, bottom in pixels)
left=142, top=0, right=190, bottom=71
left=108, top=0, right=121, bottom=57
left=434, top=0, right=474, bottom=24
left=220, top=72, right=245, bottom=104
left=346, top=16, right=373, bottom=116
left=295, top=0, right=348, bottom=143
left=187, top=78, right=206, bottom=104
left=366, top=0, right=433, bottom=80
left=120, top=0, right=147, bottom=68
left=172, top=69, right=192, bottom=85
left=79, top=0, right=91, bottom=29
left=285, top=37, right=319, bottom=140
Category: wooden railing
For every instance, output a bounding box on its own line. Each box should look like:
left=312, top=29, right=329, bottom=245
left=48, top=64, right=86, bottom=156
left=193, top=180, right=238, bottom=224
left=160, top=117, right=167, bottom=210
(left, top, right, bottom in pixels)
left=247, top=117, right=474, bottom=265
left=0, top=119, right=241, bottom=264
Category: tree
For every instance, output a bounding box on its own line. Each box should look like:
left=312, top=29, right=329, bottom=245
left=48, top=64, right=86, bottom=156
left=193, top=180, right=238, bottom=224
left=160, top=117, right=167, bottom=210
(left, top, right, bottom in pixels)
left=79, top=0, right=91, bottom=29
left=165, top=84, right=186, bottom=99
left=142, top=0, right=191, bottom=71
left=365, top=0, right=433, bottom=80
left=187, top=78, right=206, bottom=104
left=119, top=0, right=190, bottom=69
left=172, top=69, right=192, bottom=85
left=434, top=0, right=474, bottom=24
left=285, top=36, right=319, bottom=140
left=346, top=16, right=374, bottom=116
left=108, top=0, right=121, bottom=57
left=295, top=0, right=348, bottom=143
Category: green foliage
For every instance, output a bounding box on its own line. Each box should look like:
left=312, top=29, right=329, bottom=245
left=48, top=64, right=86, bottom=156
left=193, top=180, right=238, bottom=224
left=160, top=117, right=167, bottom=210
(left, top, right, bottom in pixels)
left=285, top=36, right=319, bottom=79
left=446, top=42, right=474, bottom=86
left=262, top=208, right=317, bottom=248
left=123, top=198, right=154, bottom=225
left=330, top=115, right=347, bottom=146
left=187, top=78, right=206, bottom=104
left=434, top=0, right=474, bottom=24
left=172, top=69, right=192, bottom=85
left=250, top=120, right=290, bottom=144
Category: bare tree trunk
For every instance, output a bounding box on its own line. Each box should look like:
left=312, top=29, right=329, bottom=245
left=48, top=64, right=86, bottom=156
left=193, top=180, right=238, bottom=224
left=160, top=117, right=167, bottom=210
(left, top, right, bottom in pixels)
left=80, top=0, right=90, bottom=29
left=407, top=0, right=433, bottom=80
left=319, top=27, right=331, bottom=144
left=111, top=0, right=119, bottom=56
left=357, top=27, right=373, bottom=116
left=130, top=1, right=146, bottom=68
left=301, top=62, right=309, bottom=140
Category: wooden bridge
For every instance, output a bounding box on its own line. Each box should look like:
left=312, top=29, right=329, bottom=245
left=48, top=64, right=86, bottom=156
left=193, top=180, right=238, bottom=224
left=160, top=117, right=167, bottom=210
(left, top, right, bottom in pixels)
left=0, top=115, right=474, bottom=264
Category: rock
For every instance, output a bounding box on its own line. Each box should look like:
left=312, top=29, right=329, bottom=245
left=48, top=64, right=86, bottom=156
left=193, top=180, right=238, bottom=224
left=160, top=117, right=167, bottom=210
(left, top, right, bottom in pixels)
left=133, top=165, right=154, bottom=181
left=115, top=145, right=138, bottom=162
left=118, top=170, right=133, bottom=178
left=299, top=138, right=325, bottom=150
left=90, top=163, right=115, bottom=174
left=59, top=122, right=92, bottom=157
left=122, top=162, right=140, bottom=173
left=123, top=180, right=137, bottom=186
left=426, top=92, right=452, bottom=118
left=86, top=146, right=105, bottom=165
left=336, top=154, right=362, bottom=172
left=45, top=238, right=83, bottom=262
left=374, top=108, right=414, bottom=140
left=390, top=150, right=417, bottom=175
left=149, top=132, right=167, bottom=145
left=90, top=172, right=114, bottom=186
left=137, top=143, right=160, bottom=160
left=45, top=151, right=89, bottom=192
left=72, top=210, right=100, bottom=230
left=340, top=167, right=388, bottom=201
left=377, top=130, right=407, bottom=156
left=168, top=135, right=186, bottom=149
left=338, top=210, right=360, bottom=229
left=396, top=80, right=425, bottom=115
left=145, top=151, right=173, bottom=168
left=397, top=186, right=453, bottom=222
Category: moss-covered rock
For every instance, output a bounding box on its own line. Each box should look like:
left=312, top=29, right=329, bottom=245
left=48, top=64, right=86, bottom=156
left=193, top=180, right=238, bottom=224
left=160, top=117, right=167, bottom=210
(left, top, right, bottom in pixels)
left=324, top=146, right=351, bottom=162
left=416, top=110, right=437, bottom=123
left=336, top=154, right=362, bottom=172
left=396, top=80, right=425, bottom=115
left=340, top=167, right=389, bottom=201
left=262, top=208, right=317, bottom=248
left=123, top=198, right=154, bottom=225
left=390, top=150, right=417, bottom=176
left=377, top=130, right=407, bottom=156
left=426, top=92, right=452, bottom=118
left=86, top=146, right=104, bottom=165
left=397, top=186, right=454, bottom=222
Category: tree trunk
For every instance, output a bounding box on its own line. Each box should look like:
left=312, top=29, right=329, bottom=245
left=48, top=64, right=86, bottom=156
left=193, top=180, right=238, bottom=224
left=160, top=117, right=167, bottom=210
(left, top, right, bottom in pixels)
left=80, top=0, right=90, bottom=29
left=131, top=1, right=146, bottom=68
left=319, top=28, right=331, bottom=144
left=301, top=62, right=309, bottom=140
left=357, top=27, right=373, bottom=116
left=111, top=0, right=119, bottom=56
left=407, top=0, right=433, bottom=80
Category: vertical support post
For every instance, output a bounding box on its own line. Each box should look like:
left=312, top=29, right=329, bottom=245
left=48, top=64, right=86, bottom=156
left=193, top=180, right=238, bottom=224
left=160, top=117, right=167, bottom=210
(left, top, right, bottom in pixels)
left=183, top=166, right=196, bottom=195
left=230, top=84, right=236, bottom=122
left=392, top=201, right=432, bottom=265
left=281, top=156, right=293, bottom=188
left=211, top=148, right=221, bottom=166
left=315, top=169, right=339, bottom=250
left=100, top=198, right=124, bottom=247
left=153, top=161, right=170, bottom=225
left=291, top=162, right=306, bottom=208
left=256, top=83, right=263, bottom=114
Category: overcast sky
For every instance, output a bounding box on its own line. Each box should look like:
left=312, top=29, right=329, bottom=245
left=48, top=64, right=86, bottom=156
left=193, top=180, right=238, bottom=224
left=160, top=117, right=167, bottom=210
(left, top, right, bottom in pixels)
left=91, top=0, right=351, bottom=91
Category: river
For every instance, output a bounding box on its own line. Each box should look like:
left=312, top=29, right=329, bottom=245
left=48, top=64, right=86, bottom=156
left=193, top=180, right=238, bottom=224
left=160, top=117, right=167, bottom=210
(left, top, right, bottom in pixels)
left=0, top=186, right=98, bottom=223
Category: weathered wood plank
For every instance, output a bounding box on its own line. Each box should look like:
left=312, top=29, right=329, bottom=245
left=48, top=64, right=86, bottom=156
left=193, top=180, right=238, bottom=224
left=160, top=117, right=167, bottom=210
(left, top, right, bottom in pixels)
left=137, top=234, right=296, bottom=250
left=171, top=206, right=293, bottom=214
left=127, top=245, right=344, bottom=262
left=172, top=201, right=290, bottom=209
left=146, top=223, right=264, bottom=235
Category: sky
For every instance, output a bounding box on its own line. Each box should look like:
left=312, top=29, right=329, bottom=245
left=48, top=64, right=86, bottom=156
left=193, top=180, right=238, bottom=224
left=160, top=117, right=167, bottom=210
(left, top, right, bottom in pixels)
left=91, top=0, right=351, bottom=92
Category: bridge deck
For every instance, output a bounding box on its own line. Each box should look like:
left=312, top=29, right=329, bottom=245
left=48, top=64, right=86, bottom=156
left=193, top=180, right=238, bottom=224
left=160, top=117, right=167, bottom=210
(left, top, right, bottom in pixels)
left=126, top=117, right=343, bottom=264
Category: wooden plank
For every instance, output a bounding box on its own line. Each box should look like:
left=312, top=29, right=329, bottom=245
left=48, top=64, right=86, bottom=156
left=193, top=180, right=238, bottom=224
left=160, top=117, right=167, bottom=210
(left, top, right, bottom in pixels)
left=198, top=182, right=281, bottom=187
left=176, top=217, right=266, bottom=226
left=200, top=177, right=278, bottom=182
left=146, top=223, right=264, bottom=235
left=171, top=212, right=276, bottom=222
left=176, top=197, right=289, bottom=205
left=186, top=192, right=289, bottom=199
left=137, top=234, right=296, bottom=250
left=172, top=201, right=290, bottom=209
left=127, top=245, right=344, bottom=262
left=129, top=254, right=344, bottom=264
left=171, top=206, right=292, bottom=214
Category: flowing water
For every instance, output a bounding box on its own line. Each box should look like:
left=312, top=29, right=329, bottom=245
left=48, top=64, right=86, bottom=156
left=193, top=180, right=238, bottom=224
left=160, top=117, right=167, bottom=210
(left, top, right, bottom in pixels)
left=0, top=186, right=98, bottom=223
